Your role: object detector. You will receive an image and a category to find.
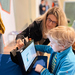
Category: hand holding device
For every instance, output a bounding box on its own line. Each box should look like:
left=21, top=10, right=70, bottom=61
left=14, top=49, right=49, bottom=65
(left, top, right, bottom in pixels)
left=10, top=37, right=27, bottom=64
left=16, top=39, right=24, bottom=49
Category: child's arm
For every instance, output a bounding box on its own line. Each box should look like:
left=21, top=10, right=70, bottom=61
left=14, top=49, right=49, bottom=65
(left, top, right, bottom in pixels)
left=35, top=45, right=53, bottom=53
left=35, top=63, right=75, bottom=75
left=40, top=60, right=75, bottom=75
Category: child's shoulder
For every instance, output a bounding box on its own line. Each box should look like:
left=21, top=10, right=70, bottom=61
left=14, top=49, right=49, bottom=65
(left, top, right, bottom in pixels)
left=63, top=49, right=75, bottom=64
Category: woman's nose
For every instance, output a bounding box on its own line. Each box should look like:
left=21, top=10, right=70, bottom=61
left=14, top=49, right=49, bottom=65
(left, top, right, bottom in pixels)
left=48, top=21, right=53, bottom=26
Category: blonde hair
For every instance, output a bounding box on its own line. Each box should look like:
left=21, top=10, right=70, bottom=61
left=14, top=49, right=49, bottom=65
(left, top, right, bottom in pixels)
left=46, top=26, right=75, bottom=49
left=35, top=7, right=68, bottom=38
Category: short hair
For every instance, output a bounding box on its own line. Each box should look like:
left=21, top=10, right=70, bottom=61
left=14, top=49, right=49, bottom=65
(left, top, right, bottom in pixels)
left=46, top=26, right=75, bottom=49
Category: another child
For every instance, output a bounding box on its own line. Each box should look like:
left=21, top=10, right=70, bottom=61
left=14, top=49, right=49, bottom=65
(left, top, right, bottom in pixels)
left=35, top=26, right=75, bottom=75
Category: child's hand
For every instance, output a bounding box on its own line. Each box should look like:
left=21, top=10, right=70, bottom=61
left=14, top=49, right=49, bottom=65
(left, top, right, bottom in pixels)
left=35, top=64, right=44, bottom=73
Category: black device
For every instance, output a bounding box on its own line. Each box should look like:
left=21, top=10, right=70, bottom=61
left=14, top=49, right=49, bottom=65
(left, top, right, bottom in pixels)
left=10, top=40, right=38, bottom=75
left=17, top=41, right=38, bottom=74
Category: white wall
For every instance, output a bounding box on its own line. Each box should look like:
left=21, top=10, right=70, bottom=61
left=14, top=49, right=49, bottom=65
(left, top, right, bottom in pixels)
left=13, top=0, right=36, bottom=31
left=0, top=0, right=16, bottom=46
left=36, top=0, right=41, bottom=18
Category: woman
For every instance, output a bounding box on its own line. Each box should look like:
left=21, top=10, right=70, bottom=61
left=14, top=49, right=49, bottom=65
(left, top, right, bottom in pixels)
left=16, top=7, right=68, bottom=55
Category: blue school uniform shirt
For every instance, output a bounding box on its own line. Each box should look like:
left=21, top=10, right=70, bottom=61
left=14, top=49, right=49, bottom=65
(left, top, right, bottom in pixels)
left=35, top=45, right=75, bottom=75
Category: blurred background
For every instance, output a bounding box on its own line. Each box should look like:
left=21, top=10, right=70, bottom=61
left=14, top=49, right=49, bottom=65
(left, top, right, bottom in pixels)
left=0, top=0, right=75, bottom=53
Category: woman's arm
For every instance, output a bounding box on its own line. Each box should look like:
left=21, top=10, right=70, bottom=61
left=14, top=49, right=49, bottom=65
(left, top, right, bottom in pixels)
left=15, top=21, right=42, bottom=49
left=16, top=24, right=31, bottom=40
left=16, top=21, right=42, bottom=41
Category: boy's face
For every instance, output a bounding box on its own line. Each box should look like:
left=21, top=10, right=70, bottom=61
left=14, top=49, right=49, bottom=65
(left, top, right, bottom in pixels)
left=49, top=38, right=65, bottom=52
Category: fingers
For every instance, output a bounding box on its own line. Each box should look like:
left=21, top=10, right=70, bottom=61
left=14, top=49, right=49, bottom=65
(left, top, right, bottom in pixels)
left=17, top=39, right=22, bottom=43
left=35, top=64, right=44, bottom=73
left=16, top=39, right=24, bottom=49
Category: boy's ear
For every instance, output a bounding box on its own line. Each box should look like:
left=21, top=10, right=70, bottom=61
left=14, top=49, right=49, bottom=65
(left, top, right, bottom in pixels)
left=62, top=45, right=65, bottom=48
left=62, top=45, right=65, bottom=49
left=59, top=45, right=65, bottom=49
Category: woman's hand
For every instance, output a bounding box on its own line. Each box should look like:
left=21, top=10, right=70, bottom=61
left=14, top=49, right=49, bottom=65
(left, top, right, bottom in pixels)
left=35, top=64, right=44, bottom=73
left=16, top=39, right=24, bottom=49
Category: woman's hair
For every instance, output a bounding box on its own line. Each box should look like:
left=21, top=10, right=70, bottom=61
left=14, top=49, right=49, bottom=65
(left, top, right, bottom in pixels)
left=35, top=7, right=68, bottom=38
left=46, top=26, right=75, bottom=49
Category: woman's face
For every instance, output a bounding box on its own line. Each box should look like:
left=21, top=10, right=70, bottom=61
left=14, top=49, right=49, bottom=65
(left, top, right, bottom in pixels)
left=46, top=14, right=58, bottom=30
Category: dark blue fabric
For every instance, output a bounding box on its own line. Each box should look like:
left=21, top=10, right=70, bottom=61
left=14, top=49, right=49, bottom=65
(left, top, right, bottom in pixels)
left=39, top=4, right=45, bottom=15
left=0, top=54, right=47, bottom=75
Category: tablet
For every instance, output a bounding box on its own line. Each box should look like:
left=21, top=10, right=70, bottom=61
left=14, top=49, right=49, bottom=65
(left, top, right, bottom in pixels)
left=16, top=41, right=38, bottom=74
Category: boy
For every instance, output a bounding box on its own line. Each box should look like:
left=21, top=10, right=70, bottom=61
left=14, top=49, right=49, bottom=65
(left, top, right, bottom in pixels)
left=35, top=26, right=75, bottom=75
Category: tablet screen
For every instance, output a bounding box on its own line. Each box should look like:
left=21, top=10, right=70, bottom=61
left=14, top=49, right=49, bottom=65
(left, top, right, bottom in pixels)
left=21, top=42, right=37, bottom=71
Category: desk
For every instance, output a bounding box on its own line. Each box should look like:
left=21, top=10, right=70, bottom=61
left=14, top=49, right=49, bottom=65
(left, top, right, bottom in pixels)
left=0, top=54, right=47, bottom=75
